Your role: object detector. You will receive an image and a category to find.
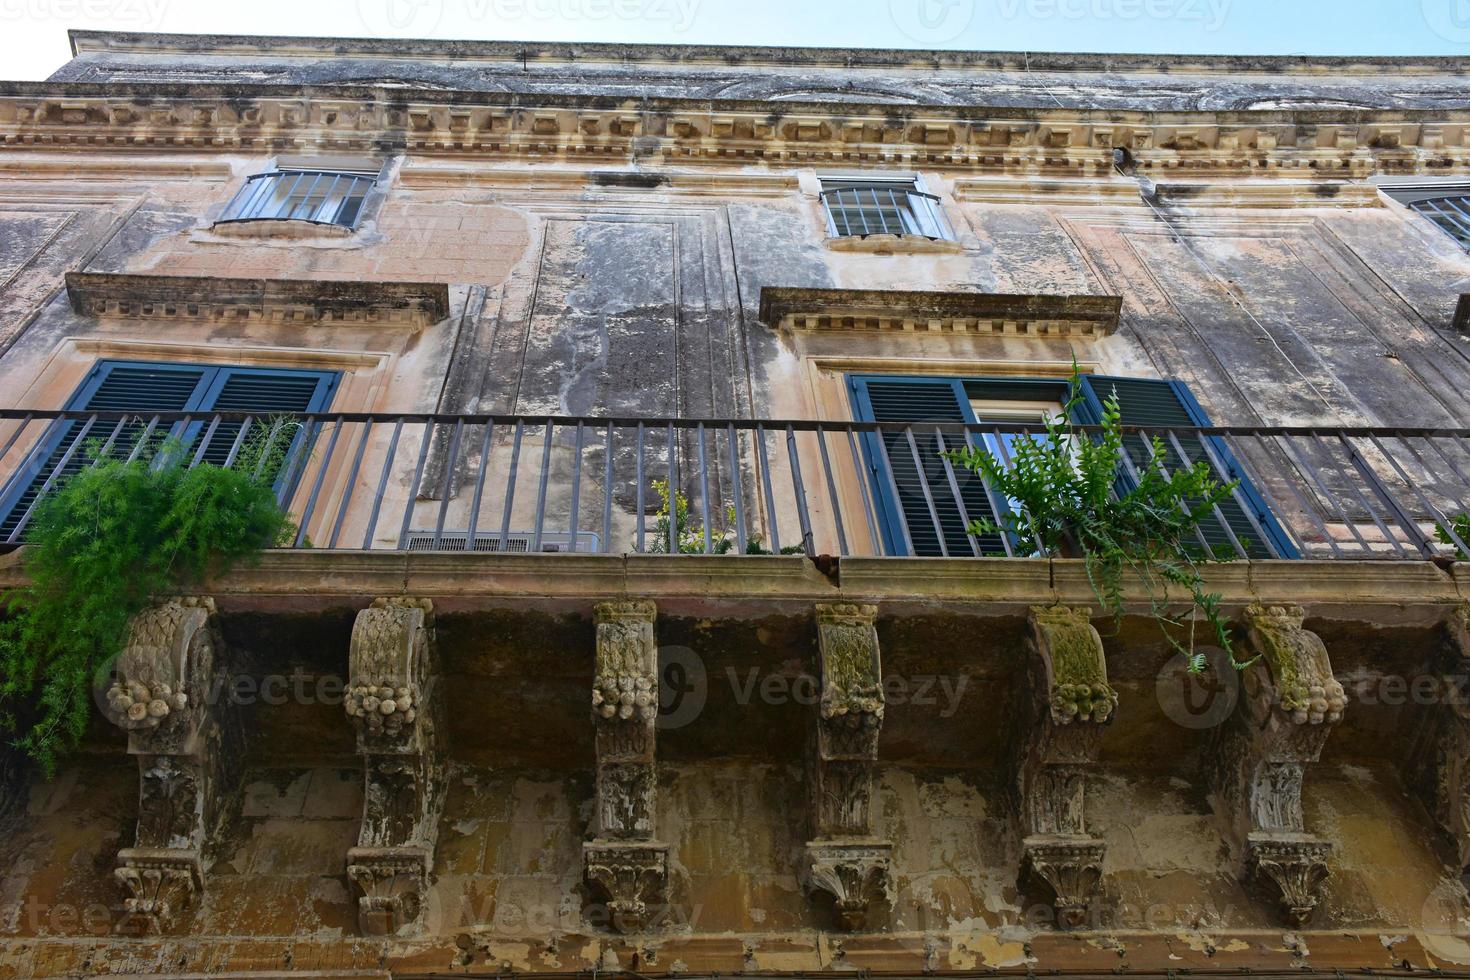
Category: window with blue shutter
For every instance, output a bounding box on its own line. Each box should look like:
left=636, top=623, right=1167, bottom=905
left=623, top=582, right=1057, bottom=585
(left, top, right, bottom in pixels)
left=0, top=360, right=338, bottom=541
left=849, top=372, right=1297, bottom=559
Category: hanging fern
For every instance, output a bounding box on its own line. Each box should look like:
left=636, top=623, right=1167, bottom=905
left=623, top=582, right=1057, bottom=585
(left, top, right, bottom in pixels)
left=0, top=424, right=297, bottom=774
left=944, top=369, right=1253, bottom=674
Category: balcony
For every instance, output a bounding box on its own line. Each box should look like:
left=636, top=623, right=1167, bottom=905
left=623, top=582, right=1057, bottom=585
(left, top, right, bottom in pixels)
left=1, top=410, right=1468, bottom=563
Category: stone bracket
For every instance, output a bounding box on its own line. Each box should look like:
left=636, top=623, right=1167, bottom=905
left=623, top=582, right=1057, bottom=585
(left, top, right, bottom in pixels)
left=102, top=597, right=238, bottom=933
left=585, top=601, right=667, bottom=933
left=1015, top=607, right=1113, bottom=926
left=1211, top=605, right=1344, bottom=926
left=345, top=597, right=445, bottom=936
left=1411, top=606, right=1470, bottom=871
left=803, top=840, right=893, bottom=932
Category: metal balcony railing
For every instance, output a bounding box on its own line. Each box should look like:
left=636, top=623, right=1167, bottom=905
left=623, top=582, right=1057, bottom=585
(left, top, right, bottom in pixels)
left=819, top=186, right=954, bottom=240
left=2, top=410, right=1470, bottom=561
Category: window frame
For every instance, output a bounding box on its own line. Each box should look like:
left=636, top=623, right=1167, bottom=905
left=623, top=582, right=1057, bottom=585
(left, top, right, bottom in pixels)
left=215, top=158, right=387, bottom=231
left=817, top=172, right=954, bottom=242
left=1382, top=182, right=1470, bottom=250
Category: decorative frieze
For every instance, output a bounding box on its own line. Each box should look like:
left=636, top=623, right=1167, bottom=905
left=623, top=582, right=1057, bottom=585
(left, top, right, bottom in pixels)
left=345, top=597, right=445, bottom=936
left=1211, top=605, right=1345, bottom=926
left=103, top=597, right=239, bottom=934
left=759, top=287, right=1122, bottom=339
left=585, top=601, right=669, bottom=933
left=3, top=88, right=1469, bottom=175
left=1016, top=606, right=1115, bottom=928
left=803, top=603, right=892, bottom=931
left=66, top=272, right=450, bottom=329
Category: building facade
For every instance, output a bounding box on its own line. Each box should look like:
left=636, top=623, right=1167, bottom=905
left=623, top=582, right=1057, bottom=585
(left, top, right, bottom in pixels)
left=2, top=29, right=1470, bottom=979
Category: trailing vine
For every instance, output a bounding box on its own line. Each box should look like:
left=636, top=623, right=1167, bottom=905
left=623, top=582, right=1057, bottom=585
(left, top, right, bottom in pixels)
left=0, top=424, right=297, bottom=773
left=944, top=369, right=1252, bottom=674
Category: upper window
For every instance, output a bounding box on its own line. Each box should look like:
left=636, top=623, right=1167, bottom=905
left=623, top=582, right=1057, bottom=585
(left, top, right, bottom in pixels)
left=1384, top=184, right=1470, bottom=250
left=217, top=162, right=381, bottom=230
left=818, top=174, right=953, bottom=241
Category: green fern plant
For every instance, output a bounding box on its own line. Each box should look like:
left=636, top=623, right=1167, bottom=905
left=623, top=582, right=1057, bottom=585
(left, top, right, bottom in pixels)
left=944, top=371, right=1252, bottom=674
left=0, top=422, right=297, bottom=773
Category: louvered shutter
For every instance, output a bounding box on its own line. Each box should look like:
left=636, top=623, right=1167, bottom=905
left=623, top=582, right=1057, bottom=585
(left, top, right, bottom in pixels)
left=0, top=363, right=211, bottom=540
left=848, top=376, right=1003, bottom=557
left=1075, top=375, right=1298, bottom=559
left=0, top=361, right=337, bottom=541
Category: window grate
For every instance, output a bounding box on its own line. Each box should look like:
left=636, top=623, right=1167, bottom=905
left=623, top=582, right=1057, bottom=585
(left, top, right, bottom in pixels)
left=1409, top=196, right=1470, bottom=249
left=216, top=169, right=376, bottom=229
left=819, top=181, right=953, bottom=241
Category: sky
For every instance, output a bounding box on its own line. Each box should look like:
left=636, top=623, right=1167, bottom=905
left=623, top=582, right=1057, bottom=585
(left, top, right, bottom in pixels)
left=1, top=0, right=1469, bottom=80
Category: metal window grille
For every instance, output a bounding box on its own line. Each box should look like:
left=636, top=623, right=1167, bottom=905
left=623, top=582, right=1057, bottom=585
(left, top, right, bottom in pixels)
left=819, top=182, right=953, bottom=240
left=1409, top=196, right=1470, bottom=249
left=217, top=169, right=377, bottom=229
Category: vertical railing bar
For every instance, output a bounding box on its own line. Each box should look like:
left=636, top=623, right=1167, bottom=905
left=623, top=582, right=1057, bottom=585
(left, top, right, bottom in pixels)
left=884, top=187, right=901, bottom=235
left=852, top=188, right=871, bottom=236
left=275, top=416, right=320, bottom=508
left=1370, top=432, right=1469, bottom=558
left=234, top=174, right=275, bottom=220
left=361, top=418, right=403, bottom=551
left=961, top=427, right=1014, bottom=558
left=311, top=173, right=342, bottom=222
left=902, top=425, right=948, bottom=558
left=1278, top=434, right=1368, bottom=554
left=124, top=416, right=161, bottom=465
left=328, top=420, right=372, bottom=550
left=569, top=421, right=586, bottom=548
left=786, top=424, right=816, bottom=555
left=189, top=415, right=222, bottom=469
left=221, top=416, right=254, bottom=470
left=432, top=419, right=465, bottom=550
left=1414, top=434, right=1470, bottom=516
left=531, top=421, right=554, bottom=554
left=1263, top=434, right=1338, bottom=557
left=602, top=423, right=615, bottom=555
left=1325, top=433, right=1410, bottom=557
left=1147, top=431, right=1243, bottom=558
left=295, top=416, right=344, bottom=548
left=0, top=412, right=35, bottom=466
left=872, top=425, right=914, bottom=557
left=987, top=425, right=1046, bottom=556
left=294, top=171, right=325, bottom=219
left=6, top=416, right=96, bottom=543
left=697, top=423, right=713, bottom=555
left=466, top=421, right=495, bottom=550
left=276, top=171, right=307, bottom=219
left=667, top=422, right=680, bottom=556
left=816, top=425, right=850, bottom=557
left=1183, top=430, right=1278, bottom=558
left=499, top=420, right=525, bottom=554
left=87, top=416, right=129, bottom=468
left=1337, top=433, right=1426, bottom=557
left=636, top=422, right=646, bottom=554
left=728, top=423, right=749, bottom=555
left=251, top=417, right=284, bottom=483
left=756, top=423, right=782, bottom=554
left=934, top=429, right=980, bottom=558
left=396, top=421, right=435, bottom=551
left=845, top=427, right=884, bottom=557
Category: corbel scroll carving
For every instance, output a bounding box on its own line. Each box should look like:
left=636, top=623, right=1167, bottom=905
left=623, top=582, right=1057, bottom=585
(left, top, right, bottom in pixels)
left=103, top=596, right=238, bottom=933
left=803, top=603, right=891, bottom=931
left=345, top=597, right=445, bottom=936
left=1411, top=606, right=1470, bottom=871
left=584, top=601, right=669, bottom=933
left=1212, top=605, right=1345, bottom=926
left=1017, top=606, right=1115, bottom=928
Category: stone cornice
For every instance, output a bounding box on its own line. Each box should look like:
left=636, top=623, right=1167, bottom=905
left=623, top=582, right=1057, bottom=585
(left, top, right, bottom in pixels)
left=4, top=82, right=1470, bottom=176
left=759, top=287, right=1122, bottom=339
left=65, top=272, right=451, bottom=328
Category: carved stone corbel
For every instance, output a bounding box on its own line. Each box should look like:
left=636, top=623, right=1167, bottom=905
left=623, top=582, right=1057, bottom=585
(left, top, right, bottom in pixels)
left=1211, top=604, right=1346, bottom=926
left=584, top=601, right=669, bottom=933
left=344, top=597, right=445, bottom=936
left=102, top=596, right=239, bottom=934
left=1411, top=606, right=1470, bottom=871
left=1016, top=606, right=1116, bottom=928
left=803, top=603, right=891, bottom=931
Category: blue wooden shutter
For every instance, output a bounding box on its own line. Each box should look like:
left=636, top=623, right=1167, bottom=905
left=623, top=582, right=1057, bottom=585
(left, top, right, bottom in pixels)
left=0, top=361, right=337, bottom=540
left=848, top=375, right=1003, bottom=557
left=1075, top=375, right=1298, bottom=559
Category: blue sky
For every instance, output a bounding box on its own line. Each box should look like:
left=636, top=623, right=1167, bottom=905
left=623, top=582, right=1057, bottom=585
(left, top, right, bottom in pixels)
left=3, top=0, right=1470, bottom=80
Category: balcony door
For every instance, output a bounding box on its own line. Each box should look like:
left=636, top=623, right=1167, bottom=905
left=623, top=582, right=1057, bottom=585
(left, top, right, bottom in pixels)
left=0, top=359, right=338, bottom=541
left=847, top=372, right=1297, bottom=559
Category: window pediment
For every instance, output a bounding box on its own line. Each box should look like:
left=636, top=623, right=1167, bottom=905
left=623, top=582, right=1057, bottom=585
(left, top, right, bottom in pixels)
left=757, top=287, right=1121, bottom=339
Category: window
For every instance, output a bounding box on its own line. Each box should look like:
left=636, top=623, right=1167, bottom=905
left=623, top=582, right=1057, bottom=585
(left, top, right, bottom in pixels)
left=0, top=360, right=338, bottom=541
left=217, top=163, right=380, bottom=229
left=819, top=174, right=953, bottom=240
left=1384, top=184, right=1470, bottom=250
left=847, top=373, right=1297, bottom=559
